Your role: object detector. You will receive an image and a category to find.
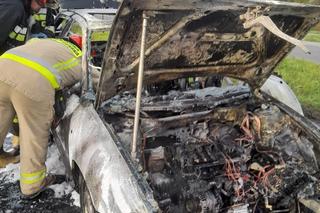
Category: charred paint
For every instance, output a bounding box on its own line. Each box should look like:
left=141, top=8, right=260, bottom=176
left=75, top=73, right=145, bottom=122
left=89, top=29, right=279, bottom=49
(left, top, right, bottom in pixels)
left=266, top=15, right=305, bottom=58
left=97, top=0, right=320, bottom=103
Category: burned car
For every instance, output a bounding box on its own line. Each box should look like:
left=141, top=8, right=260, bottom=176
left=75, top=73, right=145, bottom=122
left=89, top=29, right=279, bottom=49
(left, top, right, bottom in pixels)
left=53, top=0, right=320, bottom=212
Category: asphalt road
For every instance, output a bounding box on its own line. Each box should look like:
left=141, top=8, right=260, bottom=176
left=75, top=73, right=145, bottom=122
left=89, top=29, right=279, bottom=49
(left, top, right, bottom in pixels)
left=290, top=41, right=320, bottom=64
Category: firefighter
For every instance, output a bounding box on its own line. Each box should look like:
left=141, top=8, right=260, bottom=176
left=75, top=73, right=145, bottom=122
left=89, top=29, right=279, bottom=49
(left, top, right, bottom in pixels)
left=0, top=0, right=48, bottom=55
left=31, top=5, right=57, bottom=38
left=0, top=0, right=54, bottom=156
left=9, top=1, right=59, bottom=156
left=0, top=36, right=83, bottom=199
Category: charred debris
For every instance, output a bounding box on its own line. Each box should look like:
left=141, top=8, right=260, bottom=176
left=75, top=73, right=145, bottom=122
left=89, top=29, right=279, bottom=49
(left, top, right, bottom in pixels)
left=99, top=84, right=320, bottom=213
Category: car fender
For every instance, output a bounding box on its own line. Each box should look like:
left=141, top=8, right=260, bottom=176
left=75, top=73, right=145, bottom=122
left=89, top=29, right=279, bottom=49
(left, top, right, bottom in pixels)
left=261, top=75, right=304, bottom=115
left=66, top=101, right=157, bottom=212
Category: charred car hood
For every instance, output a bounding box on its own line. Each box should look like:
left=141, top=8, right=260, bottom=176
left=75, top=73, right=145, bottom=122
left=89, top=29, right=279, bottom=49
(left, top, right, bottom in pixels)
left=97, top=0, right=320, bottom=103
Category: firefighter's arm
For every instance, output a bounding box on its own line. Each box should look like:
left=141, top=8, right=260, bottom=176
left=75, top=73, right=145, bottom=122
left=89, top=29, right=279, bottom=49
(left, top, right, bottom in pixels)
left=0, top=4, right=22, bottom=45
left=44, top=8, right=55, bottom=37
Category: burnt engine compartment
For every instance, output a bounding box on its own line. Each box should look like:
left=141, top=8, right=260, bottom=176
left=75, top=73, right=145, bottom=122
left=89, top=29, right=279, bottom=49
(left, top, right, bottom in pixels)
left=101, top=86, right=320, bottom=212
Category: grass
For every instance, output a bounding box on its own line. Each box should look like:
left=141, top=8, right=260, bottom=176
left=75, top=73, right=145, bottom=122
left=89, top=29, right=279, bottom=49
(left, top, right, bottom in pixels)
left=313, top=23, right=320, bottom=32
left=304, top=30, right=320, bottom=42
left=276, top=58, right=320, bottom=111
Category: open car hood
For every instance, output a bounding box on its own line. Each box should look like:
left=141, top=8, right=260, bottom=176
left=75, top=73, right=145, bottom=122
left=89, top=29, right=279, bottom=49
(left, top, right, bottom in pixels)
left=97, top=0, right=320, bottom=104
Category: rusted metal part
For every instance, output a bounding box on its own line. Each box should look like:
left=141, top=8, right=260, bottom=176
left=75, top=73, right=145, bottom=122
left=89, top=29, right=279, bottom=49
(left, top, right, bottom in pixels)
left=104, top=86, right=250, bottom=114
left=261, top=91, right=320, bottom=162
left=255, top=105, right=291, bottom=147
left=140, top=93, right=249, bottom=113
left=141, top=107, right=247, bottom=137
left=121, top=11, right=202, bottom=73
left=97, top=0, right=320, bottom=105
left=132, top=12, right=148, bottom=159
left=137, top=66, right=257, bottom=89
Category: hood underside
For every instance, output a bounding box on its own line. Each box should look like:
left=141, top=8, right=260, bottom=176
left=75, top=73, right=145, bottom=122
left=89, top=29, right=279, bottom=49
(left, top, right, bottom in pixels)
left=97, top=0, right=320, bottom=103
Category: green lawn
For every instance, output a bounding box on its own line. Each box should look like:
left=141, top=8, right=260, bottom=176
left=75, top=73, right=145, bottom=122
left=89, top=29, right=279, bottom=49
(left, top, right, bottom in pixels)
left=276, top=58, right=320, bottom=110
left=304, top=31, right=320, bottom=42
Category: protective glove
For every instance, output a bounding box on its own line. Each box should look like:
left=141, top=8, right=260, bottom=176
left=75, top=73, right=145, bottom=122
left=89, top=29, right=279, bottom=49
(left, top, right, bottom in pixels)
left=30, top=32, right=48, bottom=39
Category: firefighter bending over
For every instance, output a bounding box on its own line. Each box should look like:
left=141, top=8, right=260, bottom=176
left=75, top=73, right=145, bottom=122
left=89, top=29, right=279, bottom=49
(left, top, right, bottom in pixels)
left=0, top=36, right=82, bottom=199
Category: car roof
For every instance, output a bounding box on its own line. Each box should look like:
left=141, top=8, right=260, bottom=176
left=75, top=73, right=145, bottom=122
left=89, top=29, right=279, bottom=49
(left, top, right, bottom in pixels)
left=58, top=8, right=117, bottom=29
left=59, top=0, right=120, bottom=9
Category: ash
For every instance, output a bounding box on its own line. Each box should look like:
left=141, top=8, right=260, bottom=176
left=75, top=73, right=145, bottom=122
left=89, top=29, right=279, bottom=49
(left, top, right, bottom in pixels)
left=0, top=140, right=80, bottom=213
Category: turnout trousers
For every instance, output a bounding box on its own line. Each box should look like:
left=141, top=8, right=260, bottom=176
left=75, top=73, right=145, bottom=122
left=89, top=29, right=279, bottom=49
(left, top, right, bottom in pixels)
left=0, top=81, right=54, bottom=195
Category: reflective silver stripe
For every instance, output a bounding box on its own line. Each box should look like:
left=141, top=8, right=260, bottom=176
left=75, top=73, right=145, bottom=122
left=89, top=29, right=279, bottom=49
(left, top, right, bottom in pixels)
left=12, top=26, right=27, bottom=36
left=20, top=27, right=27, bottom=34
left=7, top=49, right=62, bottom=85
left=45, top=26, right=55, bottom=33
left=13, top=26, right=22, bottom=33
left=38, top=8, right=47, bottom=13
